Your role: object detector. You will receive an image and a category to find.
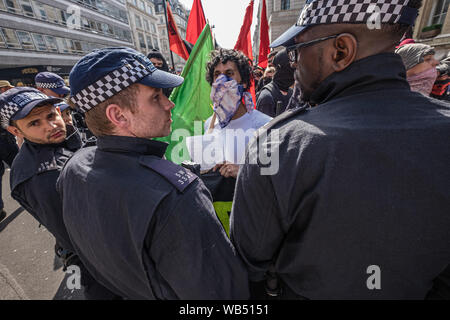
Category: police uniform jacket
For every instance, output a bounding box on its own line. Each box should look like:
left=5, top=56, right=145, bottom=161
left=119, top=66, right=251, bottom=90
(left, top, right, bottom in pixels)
left=230, top=53, right=450, bottom=299
left=57, top=135, right=249, bottom=300
left=10, top=128, right=82, bottom=251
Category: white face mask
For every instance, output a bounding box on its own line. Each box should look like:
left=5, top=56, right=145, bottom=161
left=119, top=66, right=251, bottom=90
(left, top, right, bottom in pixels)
left=407, top=67, right=438, bottom=96
left=210, top=74, right=253, bottom=128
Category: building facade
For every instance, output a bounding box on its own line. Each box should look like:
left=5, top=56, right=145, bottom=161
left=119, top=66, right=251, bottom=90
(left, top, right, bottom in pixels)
left=0, top=0, right=133, bottom=86
left=127, top=0, right=161, bottom=55
left=152, top=0, right=188, bottom=73
left=253, top=0, right=305, bottom=63
left=413, top=0, right=450, bottom=59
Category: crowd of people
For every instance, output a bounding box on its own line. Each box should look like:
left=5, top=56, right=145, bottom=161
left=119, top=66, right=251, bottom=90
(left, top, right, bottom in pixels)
left=0, top=0, right=449, bottom=300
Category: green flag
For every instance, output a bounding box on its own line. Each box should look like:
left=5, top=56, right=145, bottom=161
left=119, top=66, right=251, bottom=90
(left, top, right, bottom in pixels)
left=158, top=24, right=214, bottom=163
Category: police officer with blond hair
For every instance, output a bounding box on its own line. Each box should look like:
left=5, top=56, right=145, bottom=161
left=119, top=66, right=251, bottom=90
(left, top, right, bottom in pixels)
left=57, top=47, right=249, bottom=300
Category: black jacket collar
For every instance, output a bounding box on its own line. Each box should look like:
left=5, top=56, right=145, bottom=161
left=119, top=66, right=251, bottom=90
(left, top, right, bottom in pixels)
left=310, top=53, right=410, bottom=106
left=11, top=126, right=82, bottom=190
left=97, top=135, right=168, bottom=158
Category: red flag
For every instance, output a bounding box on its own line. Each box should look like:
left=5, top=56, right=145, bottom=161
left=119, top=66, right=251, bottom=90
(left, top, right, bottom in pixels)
left=166, top=1, right=189, bottom=61
left=258, top=0, right=270, bottom=68
left=186, top=0, right=206, bottom=45
left=234, top=0, right=254, bottom=61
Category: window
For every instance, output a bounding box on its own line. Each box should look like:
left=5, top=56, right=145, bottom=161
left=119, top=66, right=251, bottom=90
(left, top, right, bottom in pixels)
left=0, top=0, right=6, bottom=11
left=16, top=30, right=35, bottom=50
left=119, top=9, right=128, bottom=23
left=146, top=35, right=153, bottom=49
left=1, top=28, right=21, bottom=49
left=101, top=23, right=114, bottom=35
left=146, top=4, right=152, bottom=15
left=81, top=17, right=90, bottom=30
left=138, top=0, right=144, bottom=11
left=44, top=35, right=58, bottom=52
left=430, top=0, right=450, bottom=25
left=56, top=37, right=69, bottom=53
left=19, top=0, right=34, bottom=17
left=5, top=0, right=22, bottom=14
left=153, top=37, right=159, bottom=50
left=58, top=9, right=67, bottom=25
left=151, top=23, right=156, bottom=34
left=32, top=1, right=47, bottom=21
left=80, top=41, right=90, bottom=53
left=67, top=39, right=83, bottom=54
left=123, top=29, right=132, bottom=41
left=135, top=14, right=143, bottom=29
left=144, top=19, right=150, bottom=32
left=31, top=33, right=47, bottom=51
left=281, top=0, right=290, bottom=11
left=95, top=22, right=103, bottom=33
left=44, top=5, right=59, bottom=23
left=0, top=29, right=7, bottom=48
left=138, top=32, right=146, bottom=49
left=89, top=20, right=99, bottom=32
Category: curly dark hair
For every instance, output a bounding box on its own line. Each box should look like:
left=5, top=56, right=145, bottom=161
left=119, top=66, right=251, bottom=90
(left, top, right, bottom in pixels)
left=206, top=48, right=253, bottom=90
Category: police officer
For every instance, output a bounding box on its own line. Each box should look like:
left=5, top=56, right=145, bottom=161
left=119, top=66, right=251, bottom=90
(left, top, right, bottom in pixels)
left=57, top=47, right=249, bottom=300
left=35, top=72, right=70, bottom=99
left=230, top=0, right=450, bottom=299
left=0, top=87, right=117, bottom=299
left=0, top=81, right=18, bottom=221
left=35, top=71, right=95, bottom=145
left=0, top=127, right=18, bottom=221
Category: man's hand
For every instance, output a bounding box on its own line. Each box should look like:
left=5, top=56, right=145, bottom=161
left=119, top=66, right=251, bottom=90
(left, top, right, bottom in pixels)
left=212, top=162, right=240, bottom=178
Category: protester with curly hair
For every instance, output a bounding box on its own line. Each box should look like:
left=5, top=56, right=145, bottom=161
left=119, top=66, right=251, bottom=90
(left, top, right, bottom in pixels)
left=203, top=48, right=272, bottom=178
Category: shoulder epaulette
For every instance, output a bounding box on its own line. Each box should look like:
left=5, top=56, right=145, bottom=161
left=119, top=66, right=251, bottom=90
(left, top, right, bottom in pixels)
left=139, top=156, right=198, bottom=193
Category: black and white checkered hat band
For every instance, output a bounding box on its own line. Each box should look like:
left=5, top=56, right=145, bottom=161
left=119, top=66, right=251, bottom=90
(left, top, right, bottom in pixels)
left=297, top=0, right=410, bottom=26
left=36, top=82, right=62, bottom=89
left=70, top=60, right=151, bottom=113
left=0, top=102, right=20, bottom=128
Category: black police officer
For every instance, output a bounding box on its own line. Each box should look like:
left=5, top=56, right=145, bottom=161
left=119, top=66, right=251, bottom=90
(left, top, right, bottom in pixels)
left=231, top=0, right=450, bottom=299
left=57, top=47, right=249, bottom=299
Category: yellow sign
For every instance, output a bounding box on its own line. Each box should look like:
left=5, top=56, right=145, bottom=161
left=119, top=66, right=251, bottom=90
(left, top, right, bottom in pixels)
left=213, top=201, right=233, bottom=237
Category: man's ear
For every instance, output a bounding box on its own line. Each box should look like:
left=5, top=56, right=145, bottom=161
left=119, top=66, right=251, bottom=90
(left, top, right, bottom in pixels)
left=7, top=125, right=23, bottom=138
left=331, top=33, right=358, bottom=72
left=105, top=104, right=129, bottom=129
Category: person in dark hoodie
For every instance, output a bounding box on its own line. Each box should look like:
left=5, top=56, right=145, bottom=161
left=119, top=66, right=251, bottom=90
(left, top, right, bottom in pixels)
left=255, top=49, right=295, bottom=117
left=147, top=49, right=173, bottom=98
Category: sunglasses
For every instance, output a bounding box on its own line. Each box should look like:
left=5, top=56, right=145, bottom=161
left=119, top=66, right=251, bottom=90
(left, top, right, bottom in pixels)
left=286, top=34, right=340, bottom=64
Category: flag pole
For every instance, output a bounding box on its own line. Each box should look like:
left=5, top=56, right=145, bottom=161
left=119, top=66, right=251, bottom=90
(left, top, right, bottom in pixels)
left=163, top=0, right=176, bottom=71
